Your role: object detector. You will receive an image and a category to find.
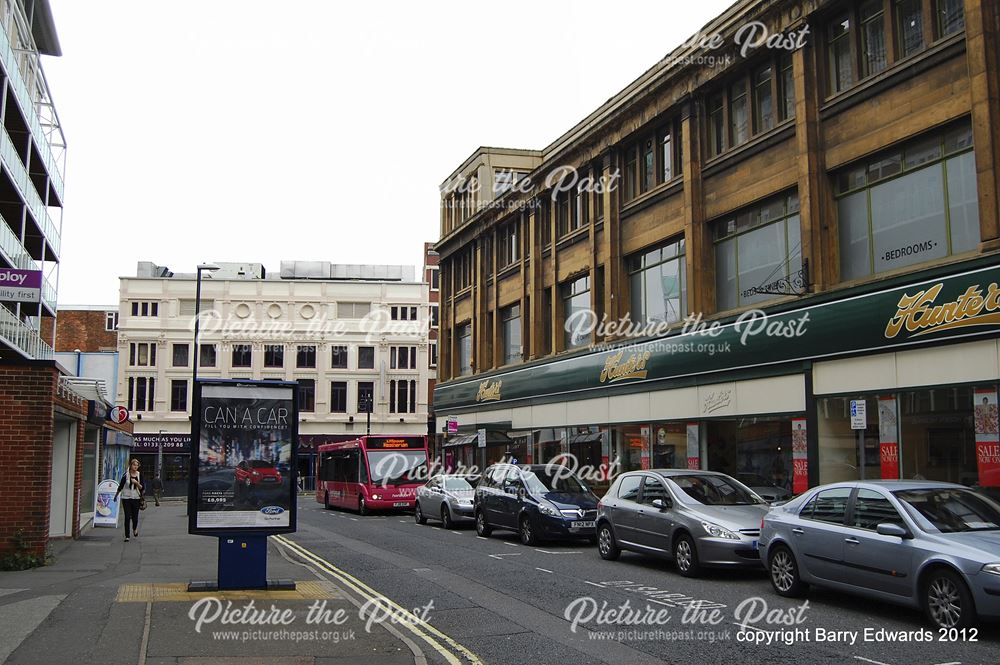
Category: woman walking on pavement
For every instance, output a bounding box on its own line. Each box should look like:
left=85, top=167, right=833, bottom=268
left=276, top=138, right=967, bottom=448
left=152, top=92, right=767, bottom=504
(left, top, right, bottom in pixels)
left=115, top=458, right=144, bottom=542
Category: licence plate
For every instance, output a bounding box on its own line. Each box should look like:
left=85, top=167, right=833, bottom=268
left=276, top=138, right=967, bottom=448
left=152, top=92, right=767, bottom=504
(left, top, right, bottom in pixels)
left=393, top=502, right=410, bottom=507
left=572, top=521, right=595, bottom=529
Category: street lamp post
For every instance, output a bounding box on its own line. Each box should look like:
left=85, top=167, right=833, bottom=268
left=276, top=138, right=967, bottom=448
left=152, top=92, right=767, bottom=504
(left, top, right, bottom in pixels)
left=157, top=428, right=166, bottom=480
left=190, top=264, right=219, bottom=514
left=192, top=264, right=220, bottom=390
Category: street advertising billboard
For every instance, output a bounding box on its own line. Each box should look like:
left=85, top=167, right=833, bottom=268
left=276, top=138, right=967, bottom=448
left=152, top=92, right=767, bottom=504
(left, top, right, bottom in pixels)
left=188, top=380, right=298, bottom=535
left=93, top=479, right=121, bottom=527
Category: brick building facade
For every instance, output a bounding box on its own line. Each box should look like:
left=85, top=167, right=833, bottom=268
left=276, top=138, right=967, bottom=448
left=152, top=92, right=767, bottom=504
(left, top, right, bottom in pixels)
left=51, top=306, right=119, bottom=352
left=434, top=0, right=1000, bottom=496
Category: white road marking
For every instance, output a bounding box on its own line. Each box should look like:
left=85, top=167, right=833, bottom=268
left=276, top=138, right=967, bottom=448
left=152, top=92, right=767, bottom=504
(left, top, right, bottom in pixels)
left=503, top=542, right=519, bottom=547
left=349, top=518, right=358, bottom=521
left=854, top=657, right=892, bottom=665
left=488, top=553, right=522, bottom=560
left=450, top=531, right=462, bottom=535
left=536, top=568, right=553, bottom=573
left=476, top=536, right=488, bottom=540
left=399, top=520, right=408, bottom=523
left=534, top=549, right=581, bottom=554
left=583, top=581, right=604, bottom=588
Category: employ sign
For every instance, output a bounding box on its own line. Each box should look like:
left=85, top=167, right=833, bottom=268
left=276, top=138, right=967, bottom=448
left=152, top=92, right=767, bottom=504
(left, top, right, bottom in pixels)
left=0, top=268, right=41, bottom=304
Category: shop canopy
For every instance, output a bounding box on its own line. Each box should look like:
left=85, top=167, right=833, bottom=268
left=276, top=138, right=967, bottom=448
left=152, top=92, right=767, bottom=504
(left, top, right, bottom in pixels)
left=442, top=431, right=514, bottom=448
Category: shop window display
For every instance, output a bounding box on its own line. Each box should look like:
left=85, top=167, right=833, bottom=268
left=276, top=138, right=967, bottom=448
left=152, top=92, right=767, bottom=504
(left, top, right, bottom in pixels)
left=705, top=418, right=793, bottom=494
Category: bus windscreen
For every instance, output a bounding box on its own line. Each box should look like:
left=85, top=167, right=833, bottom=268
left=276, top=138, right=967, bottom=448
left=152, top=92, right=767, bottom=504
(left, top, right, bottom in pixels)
left=367, top=450, right=427, bottom=485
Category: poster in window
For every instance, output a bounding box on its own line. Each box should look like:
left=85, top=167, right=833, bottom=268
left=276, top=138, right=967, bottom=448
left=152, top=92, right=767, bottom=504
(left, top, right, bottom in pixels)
left=189, top=380, right=298, bottom=534
left=974, top=388, right=1000, bottom=487
left=686, top=422, right=700, bottom=470
left=791, top=418, right=808, bottom=494
left=878, top=396, right=900, bottom=480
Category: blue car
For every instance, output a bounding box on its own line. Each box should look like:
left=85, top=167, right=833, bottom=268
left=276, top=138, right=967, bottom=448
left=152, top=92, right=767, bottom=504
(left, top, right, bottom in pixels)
left=475, top=463, right=599, bottom=545
left=760, top=480, right=1000, bottom=629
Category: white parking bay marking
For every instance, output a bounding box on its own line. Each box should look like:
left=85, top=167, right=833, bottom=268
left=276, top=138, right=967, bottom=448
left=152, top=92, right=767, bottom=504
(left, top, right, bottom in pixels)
left=503, top=542, right=519, bottom=547
left=536, top=568, right=553, bottom=573
left=583, top=581, right=603, bottom=588
left=534, top=549, right=581, bottom=554
left=450, top=531, right=462, bottom=535
left=488, top=553, right=522, bottom=560
left=853, top=658, right=892, bottom=665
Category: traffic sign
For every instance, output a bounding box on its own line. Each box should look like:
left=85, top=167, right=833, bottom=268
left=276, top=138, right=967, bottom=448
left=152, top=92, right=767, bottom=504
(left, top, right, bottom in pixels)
left=850, top=400, right=867, bottom=429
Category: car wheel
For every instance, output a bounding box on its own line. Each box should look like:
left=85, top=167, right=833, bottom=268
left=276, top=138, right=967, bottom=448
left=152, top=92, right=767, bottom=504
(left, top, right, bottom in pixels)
left=414, top=501, right=427, bottom=524
left=673, top=533, right=702, bottom=577
left=475, top=510, right=492, bottom=537
left=769, top=545, right=807, bottom=597
left=597, top=523, right=620, bottom=561
left=441, top=505, right=453, bottom=529
left=924, top=569, right=977, bottom=629
left=358, top=497, right=369, bottom=516
left=519, top=515, right=538, bottom=546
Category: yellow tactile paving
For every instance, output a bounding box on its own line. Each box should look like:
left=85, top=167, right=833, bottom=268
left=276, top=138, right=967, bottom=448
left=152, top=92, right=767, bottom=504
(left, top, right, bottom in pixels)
left=115, top=580, right=343, bottom=603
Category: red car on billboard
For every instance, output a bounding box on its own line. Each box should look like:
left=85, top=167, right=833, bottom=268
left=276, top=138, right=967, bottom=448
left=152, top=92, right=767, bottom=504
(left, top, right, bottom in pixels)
left=235, top=460, right=283, bottom=487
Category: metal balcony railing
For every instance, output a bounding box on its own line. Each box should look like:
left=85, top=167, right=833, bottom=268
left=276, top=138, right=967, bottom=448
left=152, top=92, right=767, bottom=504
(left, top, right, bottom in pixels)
left=0, top=126, right=60, bottom=257
left=0, top=9, right=65, bottom=201
left=0, top=210, right=35, bottom=270
left=0, top=304, right=52, bottom=360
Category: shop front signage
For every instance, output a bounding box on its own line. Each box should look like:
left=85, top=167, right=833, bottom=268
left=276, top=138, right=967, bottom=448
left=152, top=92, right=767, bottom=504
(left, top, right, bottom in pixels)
left=475, top=379, right=503, bottom=402
left=0, top=268, right=41, bottom=304
left=132, top=433, right=190, bottom=452
left=435, top=263, right=1000, bottom=412
left=108, top=406, right=129, bottom=424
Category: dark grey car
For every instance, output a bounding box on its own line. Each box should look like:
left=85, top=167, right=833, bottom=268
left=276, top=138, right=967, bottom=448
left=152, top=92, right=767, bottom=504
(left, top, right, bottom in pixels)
left=414, top=475, right=476, bottom=528
left=760, top=480, right=1000, bottom=629
left=596, top=470, right=769, bottom=576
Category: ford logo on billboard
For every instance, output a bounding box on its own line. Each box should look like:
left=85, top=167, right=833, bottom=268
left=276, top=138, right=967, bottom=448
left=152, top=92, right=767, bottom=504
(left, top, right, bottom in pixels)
left=260, top=506, right=285, bottom=515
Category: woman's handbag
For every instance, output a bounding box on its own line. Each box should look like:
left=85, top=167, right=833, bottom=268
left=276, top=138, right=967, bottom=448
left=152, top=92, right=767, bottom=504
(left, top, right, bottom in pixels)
left=139, top=496, right=147, bottom=511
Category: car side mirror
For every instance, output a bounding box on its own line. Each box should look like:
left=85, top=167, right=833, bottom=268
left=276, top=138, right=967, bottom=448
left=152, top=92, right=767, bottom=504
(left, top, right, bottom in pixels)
left=651, top=498, right=671, bottom=511
left=875, top=523, right=911, bottom=539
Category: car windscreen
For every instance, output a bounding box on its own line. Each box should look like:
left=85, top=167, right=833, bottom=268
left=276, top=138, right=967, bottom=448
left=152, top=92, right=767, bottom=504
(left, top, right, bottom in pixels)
left=522, top=469, right=588, bottom=494
left=443, top=477, right=474, bottom=491
left=669, top=474, right=764, bottom=506
left=366, top=450, right=427, bottom=486
left=893, top=488, right=1000, bottom=533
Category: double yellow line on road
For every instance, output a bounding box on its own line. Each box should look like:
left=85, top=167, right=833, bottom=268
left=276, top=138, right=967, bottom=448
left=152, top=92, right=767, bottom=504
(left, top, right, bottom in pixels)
left=272, top=534, right=483, bottom=665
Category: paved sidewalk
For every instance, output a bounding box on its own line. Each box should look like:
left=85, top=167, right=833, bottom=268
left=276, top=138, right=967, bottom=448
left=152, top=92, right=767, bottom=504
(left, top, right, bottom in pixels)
left=0, top=503, right=425, bottom=665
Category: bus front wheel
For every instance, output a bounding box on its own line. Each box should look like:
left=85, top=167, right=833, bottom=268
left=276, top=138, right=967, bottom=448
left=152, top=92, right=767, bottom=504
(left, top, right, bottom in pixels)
left=358, top=496, right=370, bottom=516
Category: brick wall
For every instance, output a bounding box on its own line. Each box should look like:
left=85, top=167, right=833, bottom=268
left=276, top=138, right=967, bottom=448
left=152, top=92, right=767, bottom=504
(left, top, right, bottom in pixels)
left=0, top=364, right=57, bottom=557
left=53, top=310, right=118, bottom=353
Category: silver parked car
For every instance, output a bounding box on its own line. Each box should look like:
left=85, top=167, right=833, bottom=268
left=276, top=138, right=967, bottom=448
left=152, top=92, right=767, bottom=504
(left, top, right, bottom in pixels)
left=415, top=475, right=477, bottom=528
left=596, top=470, right=770, bottom=576
left=736, top=472, right=793, bottom=503
left=760, top=480, right=1000, bottom=629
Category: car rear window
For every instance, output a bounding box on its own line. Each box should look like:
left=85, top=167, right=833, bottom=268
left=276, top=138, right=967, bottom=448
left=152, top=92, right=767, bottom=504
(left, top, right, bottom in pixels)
left=894, top=488, right=1000, bottom=533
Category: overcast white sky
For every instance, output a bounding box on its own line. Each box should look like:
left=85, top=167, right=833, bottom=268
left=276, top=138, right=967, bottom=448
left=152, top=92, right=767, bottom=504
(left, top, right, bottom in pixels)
left=44, top=0, right=735, bottom=306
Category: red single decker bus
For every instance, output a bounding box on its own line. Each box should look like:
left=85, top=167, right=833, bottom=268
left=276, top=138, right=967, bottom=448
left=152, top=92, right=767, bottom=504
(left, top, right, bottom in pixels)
left=316, top=435, right=429, bottom=514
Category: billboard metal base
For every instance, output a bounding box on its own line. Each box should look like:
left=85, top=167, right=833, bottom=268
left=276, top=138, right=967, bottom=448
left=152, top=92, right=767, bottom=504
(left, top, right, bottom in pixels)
left=184, top=535, right=297, bottom=592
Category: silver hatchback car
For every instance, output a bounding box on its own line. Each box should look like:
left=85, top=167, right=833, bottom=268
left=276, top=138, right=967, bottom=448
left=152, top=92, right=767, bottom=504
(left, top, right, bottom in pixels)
left=760, top=480, right=1000, bottom=628
left=414, top=474, right=477, bottom=528
left=596, top=470, right=770, bottom=576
